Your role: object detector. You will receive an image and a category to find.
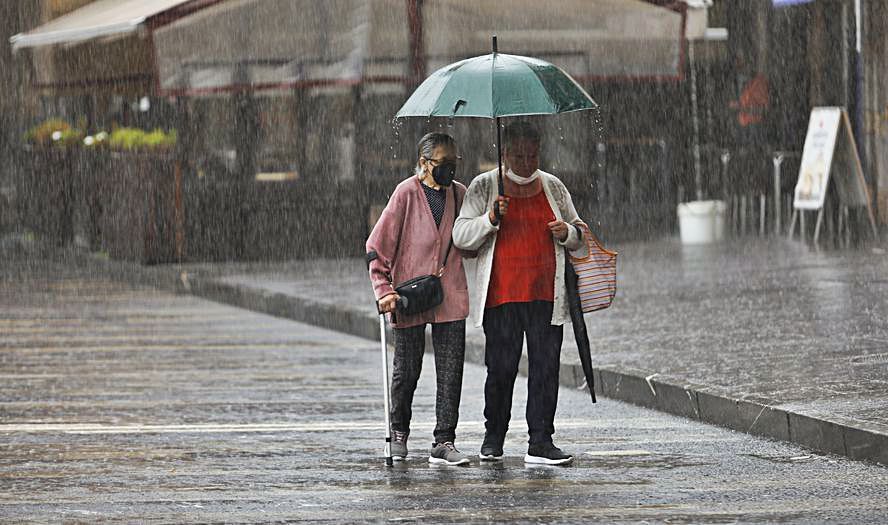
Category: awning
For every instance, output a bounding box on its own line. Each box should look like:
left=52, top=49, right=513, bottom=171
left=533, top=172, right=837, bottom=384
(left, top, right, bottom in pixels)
left=154, top=0, right=685, bottom=96
left=152, top=0, right=408, bottom=95
left=11, top=0, right=689, bottom=96
left=773, top=0, right=815, bottom=6
left=422, top=0, right=684, bottom=82
left=10, top=0, right=194, bottom=50
left=8, top=0, right=220, bottom=94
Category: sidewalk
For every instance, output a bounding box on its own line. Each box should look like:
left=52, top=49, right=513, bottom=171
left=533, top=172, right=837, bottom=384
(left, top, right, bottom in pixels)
left=57, top=234, right=888, bottom=466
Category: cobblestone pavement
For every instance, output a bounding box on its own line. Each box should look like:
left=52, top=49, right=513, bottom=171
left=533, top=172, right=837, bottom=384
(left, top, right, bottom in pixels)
left=2, top=256, right=888, bottom=523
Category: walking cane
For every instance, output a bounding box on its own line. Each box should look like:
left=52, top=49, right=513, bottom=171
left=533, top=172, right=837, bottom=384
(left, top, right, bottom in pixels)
left=367, top=250, right=394, bottom=467
left=378, top=307, right=394, bottom=467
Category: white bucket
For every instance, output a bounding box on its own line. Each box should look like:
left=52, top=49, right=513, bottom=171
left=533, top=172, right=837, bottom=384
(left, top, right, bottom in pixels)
left=677, top=200, right=726, bottom=245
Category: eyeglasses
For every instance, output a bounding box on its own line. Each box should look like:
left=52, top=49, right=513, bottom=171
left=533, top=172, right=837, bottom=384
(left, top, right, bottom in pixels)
left=423, top=156, right=462, bottom=166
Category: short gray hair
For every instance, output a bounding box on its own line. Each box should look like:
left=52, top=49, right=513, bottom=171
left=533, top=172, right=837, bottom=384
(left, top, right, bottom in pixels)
left=414, top=132, right=457, bottom=176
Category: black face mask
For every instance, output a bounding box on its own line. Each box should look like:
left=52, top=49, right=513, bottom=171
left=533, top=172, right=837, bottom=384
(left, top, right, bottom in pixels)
left=431, top=162, right=457, bottom=187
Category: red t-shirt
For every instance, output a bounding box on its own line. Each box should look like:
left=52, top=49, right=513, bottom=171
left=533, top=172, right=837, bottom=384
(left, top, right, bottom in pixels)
left=486, top=191, right=556, bottom=308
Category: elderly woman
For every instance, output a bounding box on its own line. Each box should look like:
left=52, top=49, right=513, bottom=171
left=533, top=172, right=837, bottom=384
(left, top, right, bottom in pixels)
left=452, top=121, right=583, bottom=465
left=366, top=132, right=470, bottom=466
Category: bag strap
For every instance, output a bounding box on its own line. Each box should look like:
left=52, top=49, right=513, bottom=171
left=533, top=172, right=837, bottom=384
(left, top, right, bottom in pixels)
left=570, top=222, right=618, bottom=262
left=438, top=185, right=459, bottom=273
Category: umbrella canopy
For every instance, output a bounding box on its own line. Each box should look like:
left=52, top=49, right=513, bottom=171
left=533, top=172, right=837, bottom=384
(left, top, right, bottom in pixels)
left=395, top=40, right=597, bottom=201
left=395, top=52, right=596, bottom=119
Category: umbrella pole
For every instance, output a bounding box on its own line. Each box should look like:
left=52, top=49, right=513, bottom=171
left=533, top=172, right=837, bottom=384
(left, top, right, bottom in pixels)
left=496, top=116, right=505, bottom=199
left=492, top=35, right=505, bottom=213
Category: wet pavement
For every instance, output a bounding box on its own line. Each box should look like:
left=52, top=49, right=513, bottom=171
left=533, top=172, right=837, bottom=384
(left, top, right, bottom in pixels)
left=111, top=235, right=888, bottom=465
left=2, top=255, right=888, bottom=523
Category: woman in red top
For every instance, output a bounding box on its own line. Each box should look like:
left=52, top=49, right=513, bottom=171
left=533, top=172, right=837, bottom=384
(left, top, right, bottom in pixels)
left=453, top=121, right=584, bottom=465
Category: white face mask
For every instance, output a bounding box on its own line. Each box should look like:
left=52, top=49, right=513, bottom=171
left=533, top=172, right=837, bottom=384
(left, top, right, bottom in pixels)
left=505, top=168, right=540, bottom=186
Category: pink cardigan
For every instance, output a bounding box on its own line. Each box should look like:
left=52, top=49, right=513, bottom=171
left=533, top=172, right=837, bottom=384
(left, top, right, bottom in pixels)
left=366, top=176, right=469, bottom=328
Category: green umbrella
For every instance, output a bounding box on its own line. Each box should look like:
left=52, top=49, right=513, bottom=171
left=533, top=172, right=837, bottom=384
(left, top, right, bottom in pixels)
left=395, top=36, right=596, bottom=199
left=395, top=44, right=596, bottom=119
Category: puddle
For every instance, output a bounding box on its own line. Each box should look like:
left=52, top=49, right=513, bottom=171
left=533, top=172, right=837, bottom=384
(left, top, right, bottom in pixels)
left=744, top=453, right=816, bottom=464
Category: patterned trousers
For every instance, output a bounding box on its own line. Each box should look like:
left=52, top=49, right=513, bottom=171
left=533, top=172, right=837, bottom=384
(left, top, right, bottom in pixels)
left=390, top=320, right=466, bottom=444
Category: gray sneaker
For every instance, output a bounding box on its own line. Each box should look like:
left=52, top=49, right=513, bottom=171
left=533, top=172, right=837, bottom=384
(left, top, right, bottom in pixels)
left=428, top=442, right=470, bottom=466
left=390, top=430, right=408, bottom=461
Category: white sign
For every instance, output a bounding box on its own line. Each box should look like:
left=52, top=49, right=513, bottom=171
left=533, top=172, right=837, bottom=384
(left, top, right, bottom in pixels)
left=794, top=106, right=872, bottom=213
left=794, top=107, right=841, bottom=210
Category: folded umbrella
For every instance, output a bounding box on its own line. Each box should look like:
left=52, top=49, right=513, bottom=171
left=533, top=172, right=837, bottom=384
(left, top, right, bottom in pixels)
left=565, top=252, right=597, bottom=402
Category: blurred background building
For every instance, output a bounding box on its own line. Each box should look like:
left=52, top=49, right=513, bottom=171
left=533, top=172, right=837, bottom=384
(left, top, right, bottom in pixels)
left=2, top=0, right=886, bottom=261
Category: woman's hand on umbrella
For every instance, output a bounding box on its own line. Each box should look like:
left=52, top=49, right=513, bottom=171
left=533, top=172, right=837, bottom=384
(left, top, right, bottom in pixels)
left=378, top=293, right=400, bottom=314
left=548, top=220, right=569, bottom=241
left=489, top=196, right=510, bottom=225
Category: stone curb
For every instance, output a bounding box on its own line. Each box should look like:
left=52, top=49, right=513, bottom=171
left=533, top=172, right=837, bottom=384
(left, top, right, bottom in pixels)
left=75, top=251, right=888, bottom=467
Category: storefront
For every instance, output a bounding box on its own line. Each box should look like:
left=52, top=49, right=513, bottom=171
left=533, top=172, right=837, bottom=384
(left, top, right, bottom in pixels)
left=11, top=0, right=701, bottom=260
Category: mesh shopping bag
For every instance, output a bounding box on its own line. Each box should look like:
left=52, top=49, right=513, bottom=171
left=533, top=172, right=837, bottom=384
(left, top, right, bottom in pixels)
left=570, top=223, right=617, bottom=313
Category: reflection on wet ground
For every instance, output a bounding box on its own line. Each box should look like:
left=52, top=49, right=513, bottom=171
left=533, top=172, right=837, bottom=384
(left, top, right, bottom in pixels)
left=213, top=237, right=888, bottom=438
left=2, top=259, right=888, bottom=523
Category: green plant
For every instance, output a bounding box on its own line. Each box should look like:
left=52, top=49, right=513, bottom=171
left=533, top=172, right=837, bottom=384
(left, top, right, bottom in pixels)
left=143, top=128, right=177, bottom=149
left=55, top=128, right=85, bottom=146
left=108, top=128, right=143, bottom=150
left=107, top=127, right=176, bottom=151
left=24, top=119, right=83, bottom=147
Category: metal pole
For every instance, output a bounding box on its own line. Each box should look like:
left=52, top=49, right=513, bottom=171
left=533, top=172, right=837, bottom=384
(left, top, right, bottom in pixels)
left=493, top=36, right=505, bottom=216
left=720, top=149, right=731, bottom=201
left=406, top=0, right=425, bottom=89
left=853, top=0, right=865, bottom=173
left=773, top=153, right=784, bottom=235
left=688, top=39, right=703, bottom=201
left=496, top=116, right=504, bottom=198
left=759, top=193, right=766, bottom=236
left=379, top=313, right=393, bottom=466
left=838, top=205, right=845, bottom=246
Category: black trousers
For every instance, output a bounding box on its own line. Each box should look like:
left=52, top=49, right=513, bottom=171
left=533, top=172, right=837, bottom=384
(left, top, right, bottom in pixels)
left=482, top=301, right=563, bottom=446
left=390, top=320, right=465, bottom=444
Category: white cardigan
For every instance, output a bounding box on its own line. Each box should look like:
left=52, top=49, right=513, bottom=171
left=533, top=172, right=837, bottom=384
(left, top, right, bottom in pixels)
left=452, top=168, right=583, bottom=327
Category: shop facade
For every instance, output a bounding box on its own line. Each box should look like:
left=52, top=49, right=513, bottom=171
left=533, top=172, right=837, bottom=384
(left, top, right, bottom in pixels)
left=9, top=0, right=767, bottom=261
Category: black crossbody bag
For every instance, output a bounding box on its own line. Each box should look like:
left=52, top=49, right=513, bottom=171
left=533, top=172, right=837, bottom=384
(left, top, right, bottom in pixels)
left=394, top=185, right=458, bottom=316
